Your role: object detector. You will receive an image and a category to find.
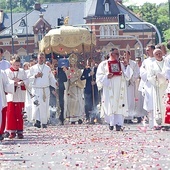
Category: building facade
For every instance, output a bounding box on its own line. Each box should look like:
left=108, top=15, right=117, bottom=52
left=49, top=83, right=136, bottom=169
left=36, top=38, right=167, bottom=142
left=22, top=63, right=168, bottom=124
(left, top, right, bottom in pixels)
left=0, top=0, right=155, bottom=62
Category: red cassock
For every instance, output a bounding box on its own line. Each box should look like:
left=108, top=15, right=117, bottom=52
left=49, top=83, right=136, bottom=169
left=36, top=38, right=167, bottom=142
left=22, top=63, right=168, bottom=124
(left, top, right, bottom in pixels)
left=0, top=107, right=7, bottom=134
left=6, top=102, right=24, bottom=131
left=5, top=67, right=27, bottom=132
left=165, top=93, right=170, bottom=124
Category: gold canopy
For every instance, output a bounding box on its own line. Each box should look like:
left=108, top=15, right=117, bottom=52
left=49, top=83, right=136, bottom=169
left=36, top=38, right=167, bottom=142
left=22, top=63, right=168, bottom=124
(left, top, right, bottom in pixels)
left=39, top=25, right=96, bottom=55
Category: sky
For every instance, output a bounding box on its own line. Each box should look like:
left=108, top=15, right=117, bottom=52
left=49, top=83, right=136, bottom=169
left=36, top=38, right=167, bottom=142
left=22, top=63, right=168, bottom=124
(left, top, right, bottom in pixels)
left=124, top=0, right=168, bottom=6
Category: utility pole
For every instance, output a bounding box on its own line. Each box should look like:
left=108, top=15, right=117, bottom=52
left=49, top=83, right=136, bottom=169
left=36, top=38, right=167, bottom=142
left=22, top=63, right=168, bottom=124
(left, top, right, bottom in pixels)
left=25, top=4, right=29, bottom=56
left=10, top=0, right=14, bottom=55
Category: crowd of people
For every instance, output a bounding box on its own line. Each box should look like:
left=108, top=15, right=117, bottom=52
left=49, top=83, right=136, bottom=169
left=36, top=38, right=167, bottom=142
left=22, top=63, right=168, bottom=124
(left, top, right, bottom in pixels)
left=96, top=42, right=170, bottom=131
left=0, top=41, right=170, bottom=141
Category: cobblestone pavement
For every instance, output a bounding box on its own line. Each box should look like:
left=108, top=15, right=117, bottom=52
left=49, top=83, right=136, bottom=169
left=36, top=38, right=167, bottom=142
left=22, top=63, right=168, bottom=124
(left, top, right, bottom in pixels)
left=0, top=123, right=170, bottom=170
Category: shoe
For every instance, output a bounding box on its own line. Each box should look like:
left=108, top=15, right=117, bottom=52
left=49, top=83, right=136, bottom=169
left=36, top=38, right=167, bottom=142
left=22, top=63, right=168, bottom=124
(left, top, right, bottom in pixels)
left=42, top=124, right=47, bottom=128
left=153, top=126, right=162, bottom=130
left=124, top=119, right=128, bottom=123
left=97, top=119, right=103, bottom=124
left=17, top=133, right=24, bottom=139
left=162, top=126, right=170, bottom=131
left=78, top=119, right=83, bottom=124
left=116, top=124, right=122, bottom=131
left=3, top=131, right=10, bottom=138
left=9, top=132, right=16, bottom=139
left=71, top=122, right=76, bottom=124
left=61, top=122, right=64, bottom=125
left=127, top=120, right=134, bottom=124
left=34, top=120, right=41, bottom=128
left=89, top=118, right=95, bottom=124
left=137, top=117, right=142, bottom=123
left=0, top=134, right=4, bottom=141
left=109, top=125, right=114, bottom=131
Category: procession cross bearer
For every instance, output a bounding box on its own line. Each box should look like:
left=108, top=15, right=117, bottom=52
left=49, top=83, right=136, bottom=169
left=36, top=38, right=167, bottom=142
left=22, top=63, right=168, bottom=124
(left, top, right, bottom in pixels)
left=29, top=52, right=58, bottom=128
left=96, top=48, right=133, bottom=131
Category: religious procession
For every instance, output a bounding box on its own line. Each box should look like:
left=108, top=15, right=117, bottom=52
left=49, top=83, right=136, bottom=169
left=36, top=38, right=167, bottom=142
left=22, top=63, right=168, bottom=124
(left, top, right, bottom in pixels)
left=0, top=40, right=170, bottom=142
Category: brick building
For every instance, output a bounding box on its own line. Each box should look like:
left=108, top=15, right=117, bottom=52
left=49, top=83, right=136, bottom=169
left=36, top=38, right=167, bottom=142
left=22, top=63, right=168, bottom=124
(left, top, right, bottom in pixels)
left=0, top=0, right=155, bottom=63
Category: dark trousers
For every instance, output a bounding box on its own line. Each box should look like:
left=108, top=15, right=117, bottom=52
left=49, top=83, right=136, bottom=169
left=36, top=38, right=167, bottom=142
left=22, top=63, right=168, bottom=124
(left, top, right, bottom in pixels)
left=84, top=93, right=94, bottom=120
left=59, top=89, right=64, bottom=124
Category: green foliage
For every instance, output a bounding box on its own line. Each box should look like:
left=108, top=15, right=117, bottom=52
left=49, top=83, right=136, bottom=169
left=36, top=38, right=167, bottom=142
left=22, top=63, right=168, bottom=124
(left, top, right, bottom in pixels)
left=126, top=2, right=170, bottom=43
left=164, top=29, right=170, bottom=42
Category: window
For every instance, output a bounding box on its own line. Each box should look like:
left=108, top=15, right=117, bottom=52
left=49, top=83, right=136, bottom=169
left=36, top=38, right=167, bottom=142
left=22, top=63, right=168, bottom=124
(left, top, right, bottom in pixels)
left=38, top=31, right=43, bottom=41
left=19, top=19, right=26, bottom=27
left=99, top=25, right=118, bottom=38
left=19, top=41, right=25, bottom=45
left=3, top=42, right=9, bottom=45
left=105, top=3, right=109, bottom=12
left=17, top=28, right=24, bottom=34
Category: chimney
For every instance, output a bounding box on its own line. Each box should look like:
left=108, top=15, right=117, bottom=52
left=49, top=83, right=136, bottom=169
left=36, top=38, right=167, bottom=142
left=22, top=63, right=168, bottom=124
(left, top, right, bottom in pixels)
left=39, top=13, right=44, bottom=18
left=115, top=0, right=122, bottom=4
left=0, top=9, right=4, bottom=24
left=34, top=3, right=41, bottom=11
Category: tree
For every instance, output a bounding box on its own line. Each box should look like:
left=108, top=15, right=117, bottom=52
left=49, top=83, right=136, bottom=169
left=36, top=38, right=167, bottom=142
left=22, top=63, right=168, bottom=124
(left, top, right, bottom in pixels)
left=164, top=29, right=170, bottom=42
left=126, top=2, right=169, bottom=43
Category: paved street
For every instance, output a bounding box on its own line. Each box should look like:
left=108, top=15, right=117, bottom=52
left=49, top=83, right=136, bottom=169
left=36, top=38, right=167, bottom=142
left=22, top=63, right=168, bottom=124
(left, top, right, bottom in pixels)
left=0, top=123, right=170, bottom=170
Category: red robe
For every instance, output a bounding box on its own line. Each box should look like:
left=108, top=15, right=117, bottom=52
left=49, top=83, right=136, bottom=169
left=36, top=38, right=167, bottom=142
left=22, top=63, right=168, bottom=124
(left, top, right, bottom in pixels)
left=5, top=67, right=28, bottom=132
left=165, top=93, right=170, bottom=124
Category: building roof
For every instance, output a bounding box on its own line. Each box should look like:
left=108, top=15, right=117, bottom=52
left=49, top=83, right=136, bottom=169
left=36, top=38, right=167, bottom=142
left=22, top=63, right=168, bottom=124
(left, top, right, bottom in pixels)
left=0, top=2, right=86, bottom=36
left=0, top=0, right=151, bottom=37
left=86, top=0, right=120, bottom=17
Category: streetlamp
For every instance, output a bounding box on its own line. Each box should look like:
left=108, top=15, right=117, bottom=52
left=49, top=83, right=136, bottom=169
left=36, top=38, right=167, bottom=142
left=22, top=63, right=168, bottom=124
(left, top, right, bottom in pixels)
left=10, top=0, right=14, bottom=55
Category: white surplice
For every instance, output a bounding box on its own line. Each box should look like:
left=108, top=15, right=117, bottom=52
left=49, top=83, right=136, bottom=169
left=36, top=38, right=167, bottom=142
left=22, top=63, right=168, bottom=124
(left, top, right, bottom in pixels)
left=147, top=59, right=168, bottom=126
left=29, top=64, right=57, bottom=124
left=126, top=59, right=140, bottom=119
left=0, top=70, right=14, bottom=126
left=5, top=68, right=28, bottom=103
left=96, top=60, right=133, bottom=126
left=139, top=57, right=155, bottom=112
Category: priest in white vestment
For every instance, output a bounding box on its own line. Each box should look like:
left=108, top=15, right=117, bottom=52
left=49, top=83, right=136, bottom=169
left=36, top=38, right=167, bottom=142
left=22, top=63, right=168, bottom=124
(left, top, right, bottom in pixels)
left=138, top=44, right=156, bottom=128
left=96, top=48, right=133, bottom=131
left=63, top=53, right=85, bottom=124
left=147, top=49, right=168, bottom=129
left=29, top=52, right=57, bottom=128
left=123, top=51, right=140, bottom=122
